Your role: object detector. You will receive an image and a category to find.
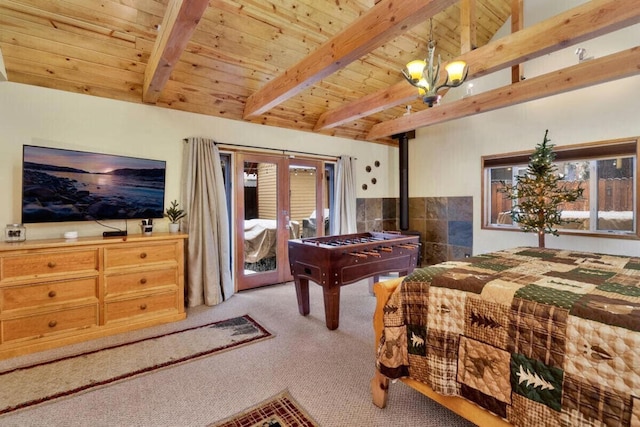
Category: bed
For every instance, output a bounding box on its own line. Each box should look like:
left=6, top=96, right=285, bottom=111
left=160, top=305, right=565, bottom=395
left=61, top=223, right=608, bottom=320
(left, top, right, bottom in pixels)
left=372, top=247, right=640, bottom=426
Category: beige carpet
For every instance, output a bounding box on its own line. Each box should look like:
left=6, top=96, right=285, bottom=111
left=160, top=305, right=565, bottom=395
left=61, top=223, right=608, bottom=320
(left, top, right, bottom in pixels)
left=0, top=278, right=475, bottom=426
left=210, top=390, right=318, bottom=427
left=0, top=315, right=271, bottom=415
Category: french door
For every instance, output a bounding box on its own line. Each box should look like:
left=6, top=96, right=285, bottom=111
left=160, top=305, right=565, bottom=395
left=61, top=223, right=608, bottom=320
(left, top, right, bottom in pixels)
left=235, top=152, right=328, bottom=290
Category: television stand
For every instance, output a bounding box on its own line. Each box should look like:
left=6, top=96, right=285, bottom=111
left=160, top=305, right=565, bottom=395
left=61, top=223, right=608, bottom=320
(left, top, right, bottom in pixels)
left=0, top=232, right=187, bottom=360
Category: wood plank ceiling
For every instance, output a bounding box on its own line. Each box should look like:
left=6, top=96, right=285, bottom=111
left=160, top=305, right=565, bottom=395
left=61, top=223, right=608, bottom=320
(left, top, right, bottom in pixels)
left=0, top=0, right=639, bottom=146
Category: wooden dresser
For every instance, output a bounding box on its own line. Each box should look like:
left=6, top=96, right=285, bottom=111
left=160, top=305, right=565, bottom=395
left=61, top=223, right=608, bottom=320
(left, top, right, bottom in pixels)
left=0, top=232, right=187, bottom=359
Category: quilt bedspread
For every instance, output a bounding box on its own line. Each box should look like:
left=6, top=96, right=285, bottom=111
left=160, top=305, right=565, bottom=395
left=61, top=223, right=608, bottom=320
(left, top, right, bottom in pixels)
left=376, top=247, right=640, bottom=426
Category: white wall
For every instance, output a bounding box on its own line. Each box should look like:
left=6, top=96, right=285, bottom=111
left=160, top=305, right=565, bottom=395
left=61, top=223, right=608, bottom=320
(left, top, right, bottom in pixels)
left=409, top=0, right=640, bottom=256
left=0, top=82, right=397, bottom=240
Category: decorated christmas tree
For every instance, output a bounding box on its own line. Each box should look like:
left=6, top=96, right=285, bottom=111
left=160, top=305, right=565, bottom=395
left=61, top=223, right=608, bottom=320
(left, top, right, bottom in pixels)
left=499, top=130, right=583, bottom=248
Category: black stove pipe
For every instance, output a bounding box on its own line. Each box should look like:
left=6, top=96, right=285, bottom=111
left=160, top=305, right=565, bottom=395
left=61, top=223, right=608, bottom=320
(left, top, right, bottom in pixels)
left=393, top=131, right=414, bottom=231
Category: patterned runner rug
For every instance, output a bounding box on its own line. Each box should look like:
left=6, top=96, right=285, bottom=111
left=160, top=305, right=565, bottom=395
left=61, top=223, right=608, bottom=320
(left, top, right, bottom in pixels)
left=0, top=315, right=272, bottom=415
left=210, top=390, right=319, bottom=427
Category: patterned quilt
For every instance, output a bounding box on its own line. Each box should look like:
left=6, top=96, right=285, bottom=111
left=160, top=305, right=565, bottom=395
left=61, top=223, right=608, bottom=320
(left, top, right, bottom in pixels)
left=376, top=247, right=640, bottom=426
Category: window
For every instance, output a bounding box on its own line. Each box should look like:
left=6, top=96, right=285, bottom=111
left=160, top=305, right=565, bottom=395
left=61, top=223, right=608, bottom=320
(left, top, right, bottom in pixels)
left=482, top=138, right=638, bottom=238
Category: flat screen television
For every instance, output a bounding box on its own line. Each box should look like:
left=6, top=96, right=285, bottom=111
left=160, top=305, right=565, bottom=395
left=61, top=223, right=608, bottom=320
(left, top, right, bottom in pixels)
left=22, top=145, right=166, bottom=224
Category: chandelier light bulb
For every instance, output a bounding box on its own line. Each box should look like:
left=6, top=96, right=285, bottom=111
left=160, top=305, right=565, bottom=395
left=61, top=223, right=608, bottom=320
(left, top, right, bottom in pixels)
left=445, top=61, right=467, bottom=85
left=405, top=60, right=426, bottom=82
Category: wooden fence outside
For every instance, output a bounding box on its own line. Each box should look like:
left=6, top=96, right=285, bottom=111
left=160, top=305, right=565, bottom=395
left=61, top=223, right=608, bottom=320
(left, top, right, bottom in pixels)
left=490, top=178, right=633, bottom=223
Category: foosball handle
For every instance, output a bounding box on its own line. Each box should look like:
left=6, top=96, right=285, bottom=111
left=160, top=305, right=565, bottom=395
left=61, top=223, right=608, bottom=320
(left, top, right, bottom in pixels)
left=397, top=244, right=418, bottom=249
left=349, top=252, right=368, bottom=258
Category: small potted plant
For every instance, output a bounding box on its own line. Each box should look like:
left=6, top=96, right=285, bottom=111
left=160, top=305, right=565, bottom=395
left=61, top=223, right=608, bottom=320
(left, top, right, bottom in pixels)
left=165, top=200, right=186, bottom=232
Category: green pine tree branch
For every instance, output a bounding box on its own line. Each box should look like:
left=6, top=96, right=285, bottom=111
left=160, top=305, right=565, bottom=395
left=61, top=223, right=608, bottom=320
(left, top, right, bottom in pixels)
left=497, top=130, right=584, bottom=246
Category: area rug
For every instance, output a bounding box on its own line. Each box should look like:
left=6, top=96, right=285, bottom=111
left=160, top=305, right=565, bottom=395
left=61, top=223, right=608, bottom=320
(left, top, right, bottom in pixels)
left=210, top=390, right=319, bottom=427
left=0, top=315, right=272, bottom=415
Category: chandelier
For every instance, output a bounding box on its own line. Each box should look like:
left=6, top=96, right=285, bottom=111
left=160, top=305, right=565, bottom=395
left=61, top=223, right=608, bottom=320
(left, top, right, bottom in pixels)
left=402, top=19, right=468, bottom=107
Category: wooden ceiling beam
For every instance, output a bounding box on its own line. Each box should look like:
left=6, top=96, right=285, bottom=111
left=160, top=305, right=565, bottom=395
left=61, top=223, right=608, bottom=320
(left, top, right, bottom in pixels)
left=314, top=81, right=414, bottom=131
left=142, top=0, right=209, bottom=104
left=510, top=0, right=523, bottom=84
left=315, top=0, right=640, bottom=131
left=460, top=0, right=477, bottom=54
left=367, top=46, right=640, bottom=140
left=242, top=0, right=458, bottom=120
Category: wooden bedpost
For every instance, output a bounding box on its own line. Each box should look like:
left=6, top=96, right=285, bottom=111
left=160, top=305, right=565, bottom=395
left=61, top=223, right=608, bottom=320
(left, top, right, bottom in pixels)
left=371, top=370, right=389, bottom=408
left=371, top=278, right=404, bottom=408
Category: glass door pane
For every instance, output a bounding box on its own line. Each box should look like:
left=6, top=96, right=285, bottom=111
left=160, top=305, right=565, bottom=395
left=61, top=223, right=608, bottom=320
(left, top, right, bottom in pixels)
left=236, top=153, right=288, bottom=290
left=290, top=163, right=319, bottom=238
left=324, top=162, right=334, bottom=236
left=243, top=160, right=279, bottom=273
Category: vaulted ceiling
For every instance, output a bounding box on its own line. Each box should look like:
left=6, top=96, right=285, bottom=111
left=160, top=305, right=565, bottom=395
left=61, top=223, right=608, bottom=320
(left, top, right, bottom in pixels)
left=0, top=0, right=638, bottom=146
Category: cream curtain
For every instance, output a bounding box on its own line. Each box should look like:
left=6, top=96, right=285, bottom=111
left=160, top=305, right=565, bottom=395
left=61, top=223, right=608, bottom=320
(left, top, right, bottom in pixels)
left=331, top=155, right=357, bottom=235
left=182, top=137, right=233, bottom=306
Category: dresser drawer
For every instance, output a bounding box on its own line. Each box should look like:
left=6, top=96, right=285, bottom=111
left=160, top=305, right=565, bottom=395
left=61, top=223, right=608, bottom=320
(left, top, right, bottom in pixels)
left=0, top=235, right=185, bottom=359
left=105, top=268, right=177, bottom=297
left=1, top=277, right=99, bottom=312
left=1, top=249, right=99, bottom=282
left=104, top=243, right=178, bottom=269
left=104, top=291, right=178, bottom=324
left=2, top=305, right=98, bottom=343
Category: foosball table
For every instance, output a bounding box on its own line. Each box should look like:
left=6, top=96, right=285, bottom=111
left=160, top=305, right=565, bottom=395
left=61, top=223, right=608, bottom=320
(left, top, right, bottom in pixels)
left=288, top=231, right=419, bottom=330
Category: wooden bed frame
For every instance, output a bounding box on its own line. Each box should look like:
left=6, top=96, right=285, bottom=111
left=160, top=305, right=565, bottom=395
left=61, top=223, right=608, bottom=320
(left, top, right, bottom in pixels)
left=370, top=277, right=513, bottom=427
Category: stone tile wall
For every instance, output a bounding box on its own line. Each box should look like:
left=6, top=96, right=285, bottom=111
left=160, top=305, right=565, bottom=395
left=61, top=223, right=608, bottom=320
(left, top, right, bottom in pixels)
left=356, top=196, right=473, bottom=266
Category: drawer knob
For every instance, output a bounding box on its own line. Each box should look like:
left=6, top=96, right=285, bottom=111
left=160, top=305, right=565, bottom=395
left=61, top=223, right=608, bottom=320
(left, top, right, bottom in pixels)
left=48, top=290, right=57, bottom=298
left=140, top=303, right=147, bottom=310
left=140, top=278, right=147, bottom=285
left=48, top=261, right=57, bottom=268
left=140, top=252, right=147, bottom=259
left=48, top=320, right=58, bottom=328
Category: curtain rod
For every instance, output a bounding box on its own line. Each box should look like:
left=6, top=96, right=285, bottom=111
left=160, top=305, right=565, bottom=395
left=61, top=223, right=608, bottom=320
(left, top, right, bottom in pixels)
left=182, top=138, right=343, bottom=160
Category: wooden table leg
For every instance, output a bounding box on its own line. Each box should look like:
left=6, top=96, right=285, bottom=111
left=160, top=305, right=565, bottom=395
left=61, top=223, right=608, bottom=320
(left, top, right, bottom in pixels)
left=294, top=278, right=310, bottom=316
left=322, top=285, right=340, bottom=330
